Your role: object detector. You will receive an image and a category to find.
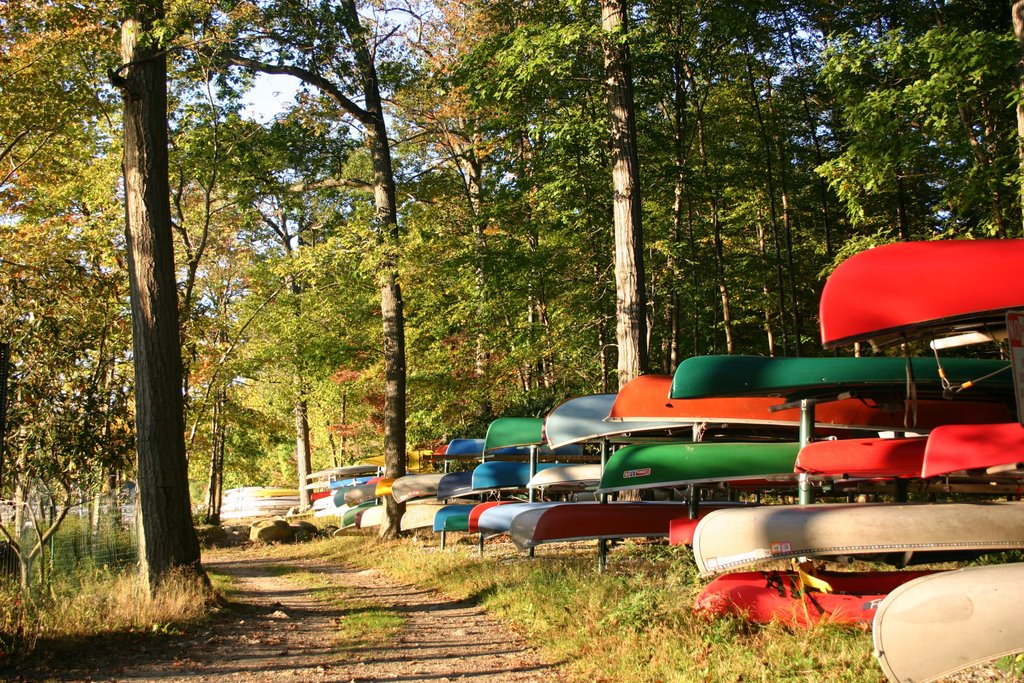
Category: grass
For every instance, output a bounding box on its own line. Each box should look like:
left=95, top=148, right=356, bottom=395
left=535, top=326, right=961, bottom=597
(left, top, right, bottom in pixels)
left=310, top=531, right=883, bottom=683
left=0, top=564, right=215, bottom=659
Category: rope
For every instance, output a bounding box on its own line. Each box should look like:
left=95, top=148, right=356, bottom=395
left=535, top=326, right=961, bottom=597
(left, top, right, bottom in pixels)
left=931, top=346, right=1012, bottom=398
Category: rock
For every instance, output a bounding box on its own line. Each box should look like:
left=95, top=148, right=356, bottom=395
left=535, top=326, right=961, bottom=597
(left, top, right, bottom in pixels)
left=290, top=520, right=319, bottom=543
left=250, top=519, right=296, bottom=543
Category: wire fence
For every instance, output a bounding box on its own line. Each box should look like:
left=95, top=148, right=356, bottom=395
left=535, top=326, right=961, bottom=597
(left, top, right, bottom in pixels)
left=0, top=483, right=138, bottom=587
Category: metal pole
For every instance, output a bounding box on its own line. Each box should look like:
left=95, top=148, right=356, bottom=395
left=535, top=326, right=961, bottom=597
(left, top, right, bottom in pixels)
left=440, top=529, right=447, bottom=550
left=597, top=439, right=609, bottom=572
left=688, top=483, right=699, bottom=519
left=798, top=399, right=815, bottom=505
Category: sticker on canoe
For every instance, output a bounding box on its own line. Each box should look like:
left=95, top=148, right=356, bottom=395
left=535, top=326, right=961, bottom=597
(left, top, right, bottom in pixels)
left=623, top=467, right=652, bottom=479
left=770, top=541, right=792, bottom=555
left=706, top=548, right=772, bottom=572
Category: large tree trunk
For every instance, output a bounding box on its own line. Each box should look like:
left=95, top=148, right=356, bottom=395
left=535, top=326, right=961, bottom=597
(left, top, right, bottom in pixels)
left=1016, top=1, right=1024, bottom=234
left=339, top=0, right=406, bottom=537
left=602, top=0, right=648, bottom=388
left=294, top=396, right=312, bottom=510
left=117, top=5, right=203, bottom=589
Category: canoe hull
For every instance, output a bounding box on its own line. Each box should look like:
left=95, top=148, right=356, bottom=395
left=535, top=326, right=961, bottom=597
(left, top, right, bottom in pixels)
left=873, top=563, right=1024, bottom=683
left=819, top=239, right=1024, bottom=348
left=391, top=473, right=444, bottom=504
left=436, top=471, right=475, bottom=500
left=432, top=504, right=476, bottom=532
left=510, top=501, right=741, bottom=550
left=527, top=463, right=602, bottom=490
left=670, top=355, right=1012, bottom=401
left=598, top=442, right=801, bottom=493
left=795, top=437, right=927, bottom=479
left=922, top=422, right=1024, bottom=478
left=476, top=502, right=563, bottom=533
left=692, top=502, right=1024, bottom=576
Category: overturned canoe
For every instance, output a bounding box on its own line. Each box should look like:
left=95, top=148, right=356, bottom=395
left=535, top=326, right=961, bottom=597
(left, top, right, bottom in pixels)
left=436, top=471, right=475, bottom=500
left=696, top=568, right=936, bottom=628
left=670, top=355, right=1012, bottom=402
left=597, top=442, right=801, bottom=493
left=341, top=499, right=380, bottom=528
left=327, top=475, right=375, bottom=490
left=392, top=473, right=445, bottom=503
left=795, top=437, right=927, bottom=479
left=432, top=503, right=476, bottom=532
left=819, top=239, right=1024, bottom=349
left=544, top=393, right=680, bottom=447
left=527, top=463, right=602, bottom=491
left=343, top=482, right=380, bottom=506
left=692, top=502, right=1024, bottom=576
left=922, top=421, right=1024, bottom=478
left=399, top=502, right=444, bottom=531
left=608, top=373, right=1007, bottom=432
left=873, top=563, right=1024, bottom=683
left=467, top=501, right=512, bottom=533
left=471, top=461, right=559, bottom=491
left=510, top=501, right=738, bottom=550
left=476, top=502, right=563, bottom=533
left=357, top=504, right=385, bottom=529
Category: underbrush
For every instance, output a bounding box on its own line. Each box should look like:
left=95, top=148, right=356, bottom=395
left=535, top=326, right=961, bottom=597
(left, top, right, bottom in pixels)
left=0, top=565, right=216, bottom=659
left=316, top=532, right=881, bottom=683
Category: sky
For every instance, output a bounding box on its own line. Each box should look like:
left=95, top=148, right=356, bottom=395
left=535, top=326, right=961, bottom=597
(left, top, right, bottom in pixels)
left=240, top=73, right=302, bottom=122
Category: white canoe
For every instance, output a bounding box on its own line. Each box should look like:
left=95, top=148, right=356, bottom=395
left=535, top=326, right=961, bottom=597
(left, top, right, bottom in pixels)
left=692, top=502, right=1024, bottom=576
left=873, top=563, right=1024, bottom=683
left=527, top=463, right=602, bottom=490
left=399, top=502, right=446, bottom=531
left=476, top=502, right=565, bottom=533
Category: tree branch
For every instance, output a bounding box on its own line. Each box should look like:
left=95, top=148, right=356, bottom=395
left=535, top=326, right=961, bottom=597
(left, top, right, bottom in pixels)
left=218, top=51, right=377, bottom=128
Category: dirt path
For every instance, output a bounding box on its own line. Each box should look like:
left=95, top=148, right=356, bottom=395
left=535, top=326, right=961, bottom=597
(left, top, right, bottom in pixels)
left=14, top=545, right=560, bottom=682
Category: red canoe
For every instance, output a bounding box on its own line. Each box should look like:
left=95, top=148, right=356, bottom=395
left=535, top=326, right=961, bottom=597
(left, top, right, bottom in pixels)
left=922, top=422, right=1024, bottom=478
left=819, top=239, right=1024, bottom=349
left=794, top=437, right=927, bottom=479
left=695, top=568, right=937, bottom=627
left=608, top=375, right=1012, bottom=430
left=509, top=502, right=745, bottom=550
left=467, top=500, right=512, bottom=533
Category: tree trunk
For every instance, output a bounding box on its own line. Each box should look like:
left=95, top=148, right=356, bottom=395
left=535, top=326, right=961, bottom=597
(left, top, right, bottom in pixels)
left=339, top=0, right=406, bottom=536
left=294, top=396, right=312, bottom=510
left=116, top=5, right=203, bottom=589
left=1016, top=0, right=1024, bottom=234
left=0, top=342, right=8, bottom=489
left=602, top=0, right=648, bottom=388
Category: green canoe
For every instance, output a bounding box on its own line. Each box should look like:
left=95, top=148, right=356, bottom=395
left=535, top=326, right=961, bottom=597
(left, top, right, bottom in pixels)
left=670, top=355, right=1011, bottom=401
left=341, top=499, right=379, bottom=528
left=597, top=441, right=801, bottom=493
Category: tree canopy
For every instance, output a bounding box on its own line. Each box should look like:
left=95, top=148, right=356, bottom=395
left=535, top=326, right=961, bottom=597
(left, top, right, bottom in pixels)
left=2, top=0, right=1021, bottom=529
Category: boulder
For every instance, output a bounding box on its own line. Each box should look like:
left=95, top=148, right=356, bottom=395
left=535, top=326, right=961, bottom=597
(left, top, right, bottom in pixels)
left=249, top=518, right=295, bottom=543
left=290, top=520, right=319, bottom=543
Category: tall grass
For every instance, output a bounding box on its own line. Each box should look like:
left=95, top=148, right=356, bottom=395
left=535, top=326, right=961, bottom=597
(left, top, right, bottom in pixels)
left=318, top=532, right=882, bottom=683
left=0, top=565, right=215, bottom=659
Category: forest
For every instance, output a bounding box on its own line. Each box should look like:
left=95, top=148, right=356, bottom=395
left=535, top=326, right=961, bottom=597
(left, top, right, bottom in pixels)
left=1, top=0, right=1021, bottom=562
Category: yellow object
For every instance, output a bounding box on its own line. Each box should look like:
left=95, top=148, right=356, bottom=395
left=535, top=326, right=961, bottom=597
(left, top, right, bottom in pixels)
left=794, top=560, right=834, bottom=594
left=374, top=478, right=395, bottom=497
left=359, top=449, right=430, bottom=473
